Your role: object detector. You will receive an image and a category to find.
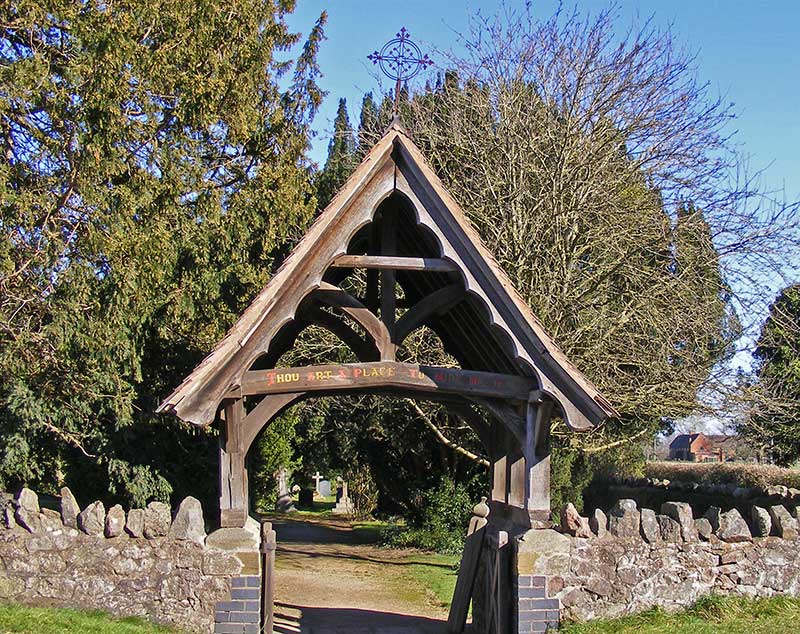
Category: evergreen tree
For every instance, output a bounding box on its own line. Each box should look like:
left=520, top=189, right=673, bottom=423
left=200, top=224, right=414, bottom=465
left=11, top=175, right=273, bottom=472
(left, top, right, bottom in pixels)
left=315, top=98, right=357, bottom=208
left=0, top=1, right=326, bottom=507
left=741, top=285, right=800, bottom=465
left=356, top=92, right=380, bottom=157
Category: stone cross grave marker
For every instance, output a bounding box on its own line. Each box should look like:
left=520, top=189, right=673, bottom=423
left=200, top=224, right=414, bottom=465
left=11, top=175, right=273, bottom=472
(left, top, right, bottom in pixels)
left=312, top=472, right=323, bottom=495
left=275, top=468, right=295, bottom=513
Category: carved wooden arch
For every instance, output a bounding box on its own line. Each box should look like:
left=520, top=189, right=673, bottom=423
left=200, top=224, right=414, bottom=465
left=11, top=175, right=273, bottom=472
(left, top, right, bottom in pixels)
left=240, top=389, right=514, bottom=461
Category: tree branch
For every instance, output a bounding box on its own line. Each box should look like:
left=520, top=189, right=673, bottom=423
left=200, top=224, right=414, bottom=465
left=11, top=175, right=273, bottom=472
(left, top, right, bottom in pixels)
left=405, top=399, right=490, bottom=467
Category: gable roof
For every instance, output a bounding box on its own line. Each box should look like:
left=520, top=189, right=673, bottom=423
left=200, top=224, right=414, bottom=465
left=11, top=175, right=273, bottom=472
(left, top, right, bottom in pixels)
left=157, top=121, right=618, bottom=430
left=670, top=433, right=702, bottom=450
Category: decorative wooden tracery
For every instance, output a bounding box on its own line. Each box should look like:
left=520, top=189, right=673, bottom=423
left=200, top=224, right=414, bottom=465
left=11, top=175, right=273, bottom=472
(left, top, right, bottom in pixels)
left=158, top=121, right=617, bottom=530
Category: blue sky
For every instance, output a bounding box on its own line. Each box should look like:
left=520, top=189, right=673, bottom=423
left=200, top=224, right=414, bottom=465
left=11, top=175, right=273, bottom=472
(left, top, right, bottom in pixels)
left=287, top=0, right=800, bottom=205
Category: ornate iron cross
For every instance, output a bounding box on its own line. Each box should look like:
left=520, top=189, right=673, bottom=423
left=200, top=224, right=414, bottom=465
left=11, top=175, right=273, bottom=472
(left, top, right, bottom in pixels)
left=368, top=27, right=433, bottom=113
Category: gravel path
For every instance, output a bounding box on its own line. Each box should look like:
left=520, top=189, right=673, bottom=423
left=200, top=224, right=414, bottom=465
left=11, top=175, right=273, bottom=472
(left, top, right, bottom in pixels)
left=268, top=516, right=453, bottom=634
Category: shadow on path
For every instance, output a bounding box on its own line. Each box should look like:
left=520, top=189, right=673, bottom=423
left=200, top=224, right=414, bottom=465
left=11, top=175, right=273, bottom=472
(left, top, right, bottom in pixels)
left=269, top=516, right=377, bottom=545
left=274, top=603, right=463, bottom=634
left=277, top=543, right=455, bottom=569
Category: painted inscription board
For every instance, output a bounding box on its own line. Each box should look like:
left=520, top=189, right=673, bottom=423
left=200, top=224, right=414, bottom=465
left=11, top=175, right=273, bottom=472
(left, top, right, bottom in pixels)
left=237, top=362, right=536, bottom=401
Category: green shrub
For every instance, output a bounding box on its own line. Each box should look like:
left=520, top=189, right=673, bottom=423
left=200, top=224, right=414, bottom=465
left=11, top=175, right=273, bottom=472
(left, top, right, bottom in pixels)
left=383, top=477, right=473, bottom=554
left=345, top=464, right=379, bottom=519
left=645, top=461, right=800, bottom=490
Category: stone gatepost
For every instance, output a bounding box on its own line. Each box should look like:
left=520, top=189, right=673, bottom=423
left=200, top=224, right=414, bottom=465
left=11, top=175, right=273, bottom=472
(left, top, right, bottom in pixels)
left=206, top=517, right=263, bottom=634
left=513, top=529, right=570, bottom=632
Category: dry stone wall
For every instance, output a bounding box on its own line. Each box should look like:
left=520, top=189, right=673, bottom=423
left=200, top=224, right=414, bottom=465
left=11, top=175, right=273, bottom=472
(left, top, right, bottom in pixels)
left=0, top=488, right=262, bottom=633
left=514, top=498, right=800, bottom=630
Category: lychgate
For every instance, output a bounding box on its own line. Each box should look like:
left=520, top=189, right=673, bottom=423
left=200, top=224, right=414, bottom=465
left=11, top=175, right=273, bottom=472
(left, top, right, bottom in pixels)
left=159, top=121, right=617, bottom=633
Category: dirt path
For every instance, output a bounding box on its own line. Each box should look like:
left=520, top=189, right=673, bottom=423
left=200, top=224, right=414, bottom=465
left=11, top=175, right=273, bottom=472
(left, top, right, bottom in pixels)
left=268, top=516, right=456, bottom=634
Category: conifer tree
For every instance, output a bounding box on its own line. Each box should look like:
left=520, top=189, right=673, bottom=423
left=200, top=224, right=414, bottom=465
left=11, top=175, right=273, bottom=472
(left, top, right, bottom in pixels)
left=356, top=92, right=380, bottom=157
left=315, top=98, right=357, bottom=208
left=0, top=1, right=326, bottom=506
left=740, top=285, right=800, bottom=465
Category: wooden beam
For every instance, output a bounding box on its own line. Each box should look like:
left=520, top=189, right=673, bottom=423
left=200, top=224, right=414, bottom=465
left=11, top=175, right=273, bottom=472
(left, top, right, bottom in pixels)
left=305, top=308, right=380, bottom=362
left=310, top=283, right=392, bottom=358
left=331, top=255, right=459, bottom=273
left=395, top=284, right=466, bottom=344
left=236, top=362, right=536, bottom=401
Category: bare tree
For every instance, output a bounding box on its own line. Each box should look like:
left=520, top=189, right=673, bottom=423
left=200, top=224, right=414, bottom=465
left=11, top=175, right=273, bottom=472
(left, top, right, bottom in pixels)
left=385, top=2, right=800, bottom=450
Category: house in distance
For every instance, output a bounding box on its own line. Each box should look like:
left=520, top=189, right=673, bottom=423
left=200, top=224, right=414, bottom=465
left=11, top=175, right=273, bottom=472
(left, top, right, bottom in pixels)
left=669, top=432, right=738, bottom=462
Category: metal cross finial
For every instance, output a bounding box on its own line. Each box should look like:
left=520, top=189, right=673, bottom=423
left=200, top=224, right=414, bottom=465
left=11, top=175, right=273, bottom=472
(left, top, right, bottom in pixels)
left=368, top=27, right=433, bottom=114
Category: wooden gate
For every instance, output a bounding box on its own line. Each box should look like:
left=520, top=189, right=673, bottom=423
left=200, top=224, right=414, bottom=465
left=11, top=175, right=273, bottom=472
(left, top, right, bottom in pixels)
left=260, top=520, right=277, bottom=633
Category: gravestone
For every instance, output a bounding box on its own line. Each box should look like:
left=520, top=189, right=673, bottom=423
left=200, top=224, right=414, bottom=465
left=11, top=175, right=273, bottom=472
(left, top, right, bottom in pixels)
left=332, top=478, right=354, bottom=515
left=298, top=488, right=313, bottom=508
left=312, top=472, right=323, bottom=495
left=275, top=468, right=296, bottom=513
left=318, top=480, right=332, bottom=498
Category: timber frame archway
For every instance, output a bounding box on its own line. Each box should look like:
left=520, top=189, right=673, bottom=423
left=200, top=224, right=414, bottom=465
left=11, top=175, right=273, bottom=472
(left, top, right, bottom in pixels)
left=158, top=121, right=617, bottom=531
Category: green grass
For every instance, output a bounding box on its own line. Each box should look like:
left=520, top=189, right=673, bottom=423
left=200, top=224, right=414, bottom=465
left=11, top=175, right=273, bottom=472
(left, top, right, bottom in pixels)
left=561, top=596, right=800, bottom=634
left=0, top=604, right=183, bottom=634
left=289, top=496, right=336, bottom=517
left=403, top=553, right=460, bottom=609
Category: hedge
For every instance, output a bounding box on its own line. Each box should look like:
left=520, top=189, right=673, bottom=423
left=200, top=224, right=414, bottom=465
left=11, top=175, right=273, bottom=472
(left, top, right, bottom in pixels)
left=645, top=461, right=800, bottom=490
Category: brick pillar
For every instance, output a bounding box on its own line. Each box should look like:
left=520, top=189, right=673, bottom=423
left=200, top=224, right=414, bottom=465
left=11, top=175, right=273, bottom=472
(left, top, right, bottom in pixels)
left=214, top=576, right=261, bottom=633
left=515, top=575, right=560, bottom=632
left=208, top=519, right=263, bottom=634
left=513, top=528, right=571, bottom=632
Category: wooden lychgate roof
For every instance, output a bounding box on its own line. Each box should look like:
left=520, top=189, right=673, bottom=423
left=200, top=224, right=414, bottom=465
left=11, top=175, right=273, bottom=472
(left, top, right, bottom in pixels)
left=158, top=121, right=617, bottom=430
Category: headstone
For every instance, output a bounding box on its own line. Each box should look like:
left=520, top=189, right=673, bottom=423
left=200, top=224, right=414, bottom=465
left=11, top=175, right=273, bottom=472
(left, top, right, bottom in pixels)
left=78, top=501, right=106, bottom=536
left=298, top=488, right=313, bottom=508
left=143, top=501, right=171, bottom=538
left=661, top=501, right=698, bottom=542
left=170, top=496, right=206, bottom=543
left=768, top=505, right=798, bottom=539
left=105, top=504, right=126, bottom=537
left=125, top=508, right=145, bottom=537
left=332, top=479, right=354, bottom=515
left=608, top=499, right=640, bottom=539
left=275, top=469, right=296, bottom=513
left=640, top=508, right=660, bottom=543
left=751, top=506, right=772, bottom=537
left=717, top=509, right=752, bottom=543
left=590, top=508, right=607, bottom=538
left=60, top=487, right=80, bottom=529
left=318, top=479, right=332, bottom=498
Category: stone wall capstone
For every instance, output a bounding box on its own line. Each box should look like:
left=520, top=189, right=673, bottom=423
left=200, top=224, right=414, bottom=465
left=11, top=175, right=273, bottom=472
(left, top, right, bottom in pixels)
left=0, top=487, right=263, bottom=634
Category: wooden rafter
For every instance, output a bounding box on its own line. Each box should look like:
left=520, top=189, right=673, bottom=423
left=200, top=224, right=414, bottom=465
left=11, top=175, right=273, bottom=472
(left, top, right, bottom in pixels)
left=395, top=284, right=466, bottom=344
left=310, top=282, right=393, bottom=360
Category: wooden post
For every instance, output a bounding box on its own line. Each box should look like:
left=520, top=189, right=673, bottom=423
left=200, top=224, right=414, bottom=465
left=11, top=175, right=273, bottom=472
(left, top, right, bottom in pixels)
left=447, top=498, right=489, bottom=633
left=525, top=397, right=554, bottom=521
left=220, top=399, right=249, bottom=528
left=489, top=421, right=508, bottom=504
left=260, top=520, right=277, bottom=634
left=380, top=206, right=397, bottom=359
